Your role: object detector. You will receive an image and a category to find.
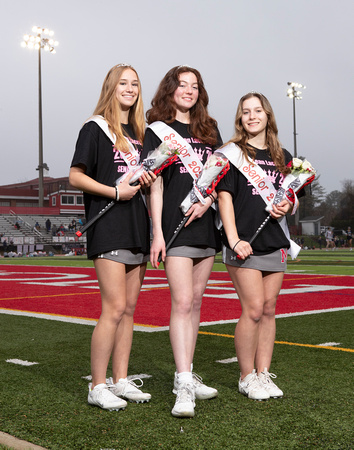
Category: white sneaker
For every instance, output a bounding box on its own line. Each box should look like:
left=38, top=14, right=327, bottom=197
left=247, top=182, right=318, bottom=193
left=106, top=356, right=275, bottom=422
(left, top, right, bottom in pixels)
left=171, top=382, right=195, bottom=417
left=173, top=371, right=218, bottom=400
left=88, top=383, right=127, bottom=411
left=238, top=370, right=270, bottom=401
left=107, top=377, right=151, bottom=403
left=258, top=368, right=284, bottom=398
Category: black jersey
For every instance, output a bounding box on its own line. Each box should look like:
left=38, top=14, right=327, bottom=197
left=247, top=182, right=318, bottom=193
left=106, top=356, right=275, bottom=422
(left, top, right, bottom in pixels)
left=142, top=121, right=222, bottom=250
left=216, top=146, right=292, bottom=256
left=71, top=121, right=150, bottom=259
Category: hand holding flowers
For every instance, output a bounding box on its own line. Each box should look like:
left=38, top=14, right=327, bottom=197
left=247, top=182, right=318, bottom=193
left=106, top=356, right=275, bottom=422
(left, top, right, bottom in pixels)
left=266, top=157, right=316, bottom=214
left=180, top=152, right=230, bottom=214
left=115, top=140, right=179, bottom=186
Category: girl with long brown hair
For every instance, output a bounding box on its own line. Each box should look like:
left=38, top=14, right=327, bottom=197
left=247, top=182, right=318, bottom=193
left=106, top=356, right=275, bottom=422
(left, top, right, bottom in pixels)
left=143, top=66, right=222, bottom=417
left=69, top=64, right=155, bottom=410
left=217, top=92, right=293, bottom=401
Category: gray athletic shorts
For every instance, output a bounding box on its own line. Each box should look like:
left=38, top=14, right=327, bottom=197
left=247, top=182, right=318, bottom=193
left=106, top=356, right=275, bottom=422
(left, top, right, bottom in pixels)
left=222, top=245, right=288, bottom=272
left=96, top=249, right=149, bottom=265
left=167, top=246, right=216, bottom=258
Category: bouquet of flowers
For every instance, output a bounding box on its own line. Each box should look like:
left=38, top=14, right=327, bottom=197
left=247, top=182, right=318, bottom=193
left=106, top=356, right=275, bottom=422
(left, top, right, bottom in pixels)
left=180, top=152, right=230, bottom=213
left=116, top=140, right=179, bottom=185
left=76, top=141, right=178, bottom=238
left=266, top=157, right=316, bottom=214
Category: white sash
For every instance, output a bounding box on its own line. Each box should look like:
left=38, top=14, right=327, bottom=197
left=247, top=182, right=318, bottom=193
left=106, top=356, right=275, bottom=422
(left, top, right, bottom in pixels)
left=220, top=143, right=300, bottom=259
left=86, top=115, right=140, bottom=171
left=220, top=143, right=278, bottom=204
left=86, top=115, right=147, bottom=207
left=148, top=121, right=203, bottom=180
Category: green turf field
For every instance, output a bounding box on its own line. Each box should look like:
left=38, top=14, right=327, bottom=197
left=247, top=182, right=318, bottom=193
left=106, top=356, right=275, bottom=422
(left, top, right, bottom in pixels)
left=0, top=251, right=353, bottom=449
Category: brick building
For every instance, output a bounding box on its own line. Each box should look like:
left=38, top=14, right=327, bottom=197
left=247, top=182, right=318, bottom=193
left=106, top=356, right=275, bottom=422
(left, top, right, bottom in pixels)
left=0, top=176, right=84, bottom=216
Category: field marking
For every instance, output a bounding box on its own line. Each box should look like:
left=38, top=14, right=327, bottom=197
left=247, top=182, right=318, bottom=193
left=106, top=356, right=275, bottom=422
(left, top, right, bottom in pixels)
left=0, top=268, right=352, bottom=293
left=199, top=306, right=354, bottom=327
left=82, top=374, right=152, bottom=381
left=6, top=359, right=39, bottom=366
left=318, top=342, right=341, bottom=346
left=275, top=340, right=354, bottom=352
left=216, top=357, right=238, bottom=363
left=291, top=270, right=312, bottom=272
left=0, top=291, right=100, bottom=302
left=1, top=306, right=353, bottom=332
left=0, top=269, right=353, bottom=336
left=1, top=283, right=353, bottom=302
left=0, top=308, right=98, bottom=325
left=204, top=284, right=354, bottom=299
left=198, top=331, right=354, bottom=353
left=0, top=308, right=170, bottom=331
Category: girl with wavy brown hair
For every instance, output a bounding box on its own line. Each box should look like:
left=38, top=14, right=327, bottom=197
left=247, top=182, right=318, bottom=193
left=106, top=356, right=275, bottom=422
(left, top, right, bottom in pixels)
left=232, top=92, right=290, bottom=175
left=217, top=92, right=293, bottom=402
left=70, top=64, right=155, bottom=411
left=143, top=66, right=222, bottom=418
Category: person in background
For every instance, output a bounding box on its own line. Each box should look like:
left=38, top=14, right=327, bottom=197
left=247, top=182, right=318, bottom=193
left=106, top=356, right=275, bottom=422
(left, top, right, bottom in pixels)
left=69, top=64, right=156, bottom=411
left=325, top=227, right=334, bottom=251
left=51, top=224, right=58, bottom=236
left=347, top=227, right=352, bottom=251
left=2, top=238, right=8, bottom=254
left=334, top=235, right=340, bottom=250
left=317, top=235, right=323, bottom=249
left=143, top=65, right=222, bottom=417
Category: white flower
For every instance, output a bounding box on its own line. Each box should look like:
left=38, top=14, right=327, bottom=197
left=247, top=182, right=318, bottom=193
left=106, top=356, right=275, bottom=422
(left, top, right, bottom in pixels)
left=292, top=158, right=303, bottom=169
left=301, top=159, right=314, bottom=172
left=160, top=140, right=178, bottom=155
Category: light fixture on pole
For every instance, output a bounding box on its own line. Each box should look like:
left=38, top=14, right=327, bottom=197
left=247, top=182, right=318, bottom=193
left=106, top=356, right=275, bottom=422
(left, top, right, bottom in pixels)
left=21, top=26, right=58, bottom=207
left=287, top=82, right=305, bottom=229
left=286, top=82, right=305, bottom=158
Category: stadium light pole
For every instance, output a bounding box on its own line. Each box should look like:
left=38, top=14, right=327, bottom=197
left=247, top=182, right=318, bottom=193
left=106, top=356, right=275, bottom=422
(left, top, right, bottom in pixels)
left=286, top=82, right=305, bottom=158
left=287, top=82, right=305, bottom=229
left=21, top=27, right=58, bottom=207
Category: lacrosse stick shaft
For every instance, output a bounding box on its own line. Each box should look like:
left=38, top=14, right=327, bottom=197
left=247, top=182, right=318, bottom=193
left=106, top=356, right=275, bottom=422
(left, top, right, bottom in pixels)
left=248, top=213, right=271, bottom=246
left=76, top=200, right=115, bottom=237
left=157, top=215, right=189, bottom=265
left=234, top=213, right=271, bottom=260
left=76, top=155, right=179, bottom=237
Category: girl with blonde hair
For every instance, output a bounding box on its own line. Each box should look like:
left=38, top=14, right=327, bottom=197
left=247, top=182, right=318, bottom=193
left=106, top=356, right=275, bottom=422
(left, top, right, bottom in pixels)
left=70, top=64, right=155, bottom=410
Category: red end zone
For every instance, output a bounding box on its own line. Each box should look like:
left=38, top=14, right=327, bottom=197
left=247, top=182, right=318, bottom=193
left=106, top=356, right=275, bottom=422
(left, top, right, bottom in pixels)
left=0, top=265, right=353, bottom=327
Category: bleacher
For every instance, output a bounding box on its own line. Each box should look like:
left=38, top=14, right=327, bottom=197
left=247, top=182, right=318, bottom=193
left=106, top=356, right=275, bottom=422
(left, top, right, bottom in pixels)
left=0, top=213, right=86, bottom=254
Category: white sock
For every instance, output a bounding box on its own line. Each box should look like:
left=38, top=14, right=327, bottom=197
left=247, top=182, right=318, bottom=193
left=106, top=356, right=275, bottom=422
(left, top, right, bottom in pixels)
left=118, top=378, right=128, bottom=383
left=177, top=371, right=193, bottom=384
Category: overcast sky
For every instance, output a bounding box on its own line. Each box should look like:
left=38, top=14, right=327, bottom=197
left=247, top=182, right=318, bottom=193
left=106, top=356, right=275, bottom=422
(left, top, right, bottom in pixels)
left=1, top=0, right=353, bottom=194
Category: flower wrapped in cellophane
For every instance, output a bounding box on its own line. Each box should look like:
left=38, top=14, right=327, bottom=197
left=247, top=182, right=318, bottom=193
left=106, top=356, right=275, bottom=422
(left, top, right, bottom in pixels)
left=266, top=157, right=316, bottom=214
left=180, top=152, right=230, bottom=214
left=116, top=140, right=179, bottom=185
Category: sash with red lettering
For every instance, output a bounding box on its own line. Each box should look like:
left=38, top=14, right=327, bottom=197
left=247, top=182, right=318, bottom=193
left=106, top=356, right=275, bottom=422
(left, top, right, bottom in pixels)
left=219, top=143, right=301, bottom=259
left=148, top=121, right=203, bottom=180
